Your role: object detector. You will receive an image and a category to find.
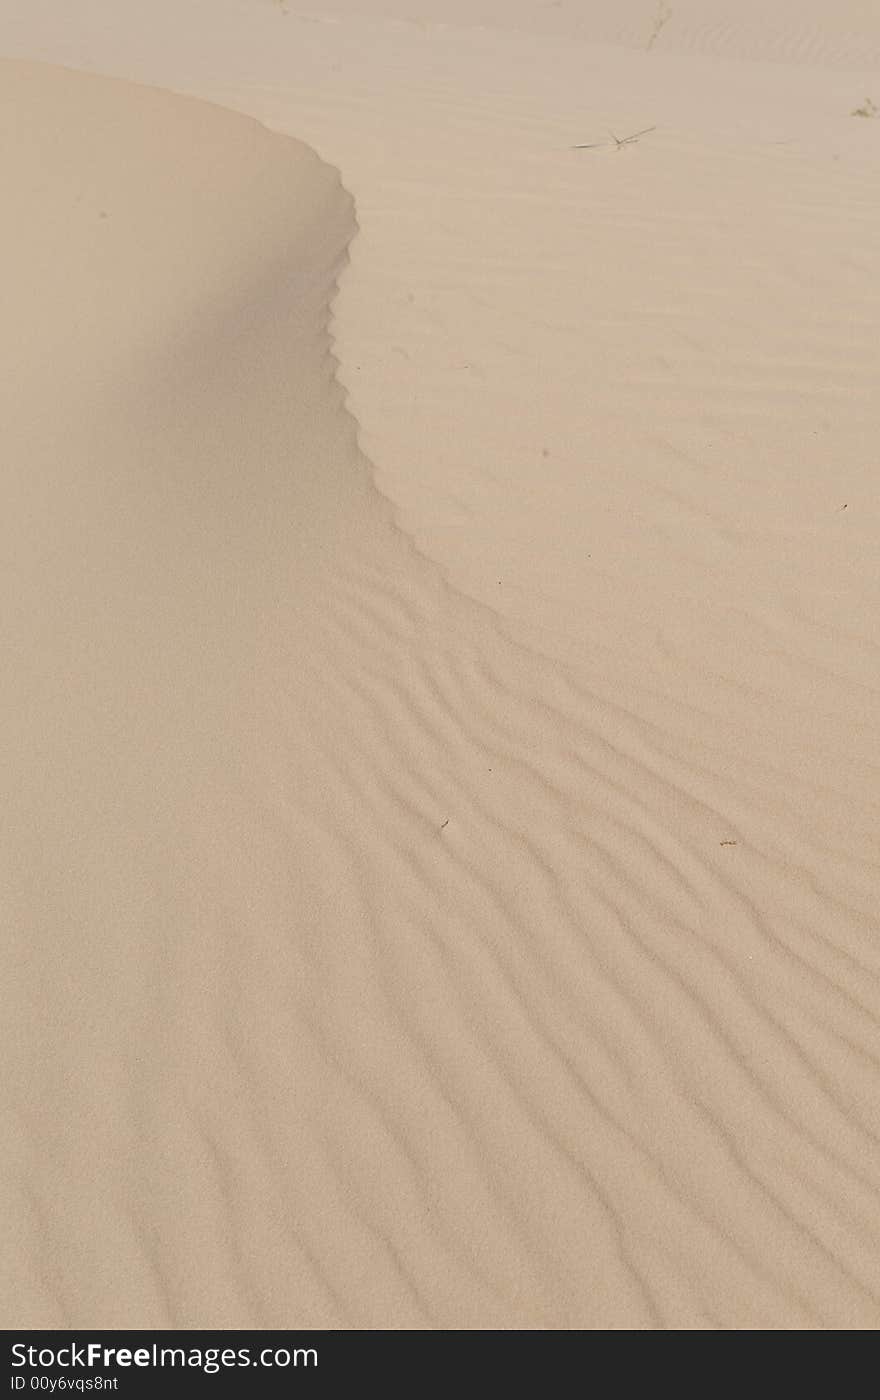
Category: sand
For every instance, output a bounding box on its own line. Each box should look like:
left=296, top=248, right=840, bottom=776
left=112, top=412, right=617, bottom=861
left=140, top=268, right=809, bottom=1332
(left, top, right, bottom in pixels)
left=1, top=2, right=879, bottom=1329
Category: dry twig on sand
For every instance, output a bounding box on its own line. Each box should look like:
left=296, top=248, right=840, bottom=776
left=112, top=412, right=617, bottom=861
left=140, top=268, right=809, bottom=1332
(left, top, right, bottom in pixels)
left=573, top=126, right=656, bottom=151
left=646, top=2, right=672, bottom=51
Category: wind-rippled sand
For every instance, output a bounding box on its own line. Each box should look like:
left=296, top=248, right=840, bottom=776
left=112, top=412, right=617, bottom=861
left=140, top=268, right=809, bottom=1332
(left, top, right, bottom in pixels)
left=2, top=0, right=880, bottom=1329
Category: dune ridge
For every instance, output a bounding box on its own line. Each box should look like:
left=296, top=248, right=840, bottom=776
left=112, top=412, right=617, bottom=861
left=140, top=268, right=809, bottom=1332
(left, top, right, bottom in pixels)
left=2, top=10, right=880, bottom=1332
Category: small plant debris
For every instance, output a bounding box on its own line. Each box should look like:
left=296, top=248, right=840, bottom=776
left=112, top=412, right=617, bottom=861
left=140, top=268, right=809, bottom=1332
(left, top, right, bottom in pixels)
left=646, top=2, right=672, bottom=51
left=573, top=126, right=656, bottom=152
left=852, top=98, right=879, bottom=118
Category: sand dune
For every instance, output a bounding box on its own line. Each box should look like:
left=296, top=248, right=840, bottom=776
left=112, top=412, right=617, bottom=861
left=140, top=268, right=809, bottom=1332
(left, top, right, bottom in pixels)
left=2, top=1, right=880, bottom=1330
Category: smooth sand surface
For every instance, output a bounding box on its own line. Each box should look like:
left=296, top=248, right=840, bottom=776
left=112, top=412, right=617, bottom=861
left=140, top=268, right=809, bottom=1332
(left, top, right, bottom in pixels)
left=2, top=3, right=880, bottom=1328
